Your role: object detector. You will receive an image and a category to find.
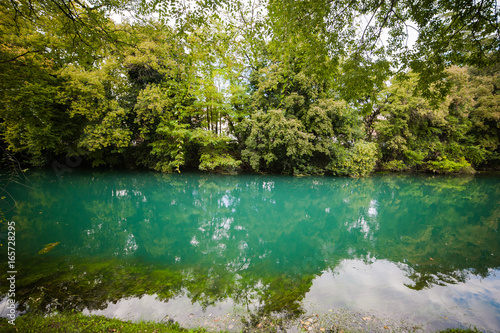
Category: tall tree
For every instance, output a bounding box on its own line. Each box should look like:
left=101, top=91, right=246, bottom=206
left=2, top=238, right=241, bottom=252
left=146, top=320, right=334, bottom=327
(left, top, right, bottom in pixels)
left=266, top=0, right=499, bottom=97
left=374, top=66, right=499, bottom=173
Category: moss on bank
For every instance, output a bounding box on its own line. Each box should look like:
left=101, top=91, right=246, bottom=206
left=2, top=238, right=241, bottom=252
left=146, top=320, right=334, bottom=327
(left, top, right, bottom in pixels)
left=0, top=313, right=212, bottom=333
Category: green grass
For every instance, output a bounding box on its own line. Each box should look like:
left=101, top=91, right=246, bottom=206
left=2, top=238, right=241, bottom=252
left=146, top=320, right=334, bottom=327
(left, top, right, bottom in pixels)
left=0, top=313, right=483, bottom=333
left=0, top=313, right=214, bottom=333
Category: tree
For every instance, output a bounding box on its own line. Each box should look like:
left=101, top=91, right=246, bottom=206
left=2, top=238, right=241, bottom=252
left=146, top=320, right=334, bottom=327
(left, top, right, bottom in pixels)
left=240, top=110, right=315, bottom=174
left=0, top=0, right=130, bottom=167
left=237, top=54, right=378, bottom=176
left=466, top=65, right=500, bottom=168
left=266, top=0, right=500, bottom=97
left=0, top=10, right=79, bottom=165
left=374, top=66, right=499, bottom=173
left=1, top=0, right=130, bottom=66
left=1, top=0, right=498, bottom=174
left=60, top=59, right=133, bottom=166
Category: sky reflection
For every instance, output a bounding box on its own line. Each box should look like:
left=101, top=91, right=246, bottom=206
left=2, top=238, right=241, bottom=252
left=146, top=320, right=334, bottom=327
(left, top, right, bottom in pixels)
left=305, top=259, right=500, bottom=331
left=1, top=171, right=499, bottom=331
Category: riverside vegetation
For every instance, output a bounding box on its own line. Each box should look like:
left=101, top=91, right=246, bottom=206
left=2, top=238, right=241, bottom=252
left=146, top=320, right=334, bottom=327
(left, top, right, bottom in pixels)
left=0, top=0, right=499, bottom=176
left=0, top=1, right=499, bottom=332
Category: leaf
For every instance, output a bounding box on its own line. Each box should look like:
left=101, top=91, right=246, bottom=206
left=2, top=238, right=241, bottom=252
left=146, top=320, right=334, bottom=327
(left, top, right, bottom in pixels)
left=38, top=242, right=60, bottom=255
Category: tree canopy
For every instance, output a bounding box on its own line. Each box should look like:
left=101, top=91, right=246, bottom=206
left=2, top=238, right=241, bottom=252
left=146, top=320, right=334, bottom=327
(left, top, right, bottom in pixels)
left=1, top=0, right=499, bottom=175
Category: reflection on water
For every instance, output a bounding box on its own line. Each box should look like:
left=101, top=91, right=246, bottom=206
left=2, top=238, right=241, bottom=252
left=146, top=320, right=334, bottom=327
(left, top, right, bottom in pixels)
left=82, top=260, right=500, bottom=332
left=0, top=171, right=499, bottom=331
left=307, top=260, right=500, bottom=332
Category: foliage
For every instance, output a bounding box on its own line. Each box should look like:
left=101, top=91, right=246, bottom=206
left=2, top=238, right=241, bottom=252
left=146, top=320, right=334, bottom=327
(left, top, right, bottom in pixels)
left=267, top=0, right=500, bottom=98
left=328, top=140, right=378, bottom=177
left=374, top=67, right=499, bottom=173
left=0, top=313, right=205, bottom=333
left=0, top=0, right=127, bottom=66
left=381, top=160, right=408, bottom=172
left=199, top=152, right=241, bottom=173
left=240, top=110, right=315, bottom=174
left=0, top=0, right=499, bottom=175
left=60, top=60, right=133, bottom=166
left=0, top=7, right=77, bottom=165
left=196, top=134, right=241, bottom=173
left=427, top=157, right=475, bottom=174
left=238, top=58, right=377, bottom=176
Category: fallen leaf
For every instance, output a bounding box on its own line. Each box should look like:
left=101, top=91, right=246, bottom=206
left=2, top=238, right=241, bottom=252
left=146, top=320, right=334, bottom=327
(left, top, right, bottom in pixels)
left=38, top=242, right=60, bottom=255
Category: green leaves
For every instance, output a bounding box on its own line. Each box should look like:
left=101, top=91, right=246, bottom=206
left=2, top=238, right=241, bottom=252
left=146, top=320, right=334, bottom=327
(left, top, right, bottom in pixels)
left=267, top=0, right=499, bottom=101
left=328, top=141, right=378, bottom=177
left=241, top=110, right=315, bottom=174
left=151, top=121, right=191, bottom=173
left=1, top=0, right=498, bottom=174
left=427, top=156, right=474, bottom=174
left=374, top=66, right=500, bottom=173
left=239, top=54, right=377, bottom=176
left=199, top=152, right=241, bottom=173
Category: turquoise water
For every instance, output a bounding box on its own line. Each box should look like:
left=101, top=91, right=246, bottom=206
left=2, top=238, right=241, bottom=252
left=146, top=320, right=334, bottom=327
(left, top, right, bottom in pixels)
left=1, top=170, right=499, bottom=331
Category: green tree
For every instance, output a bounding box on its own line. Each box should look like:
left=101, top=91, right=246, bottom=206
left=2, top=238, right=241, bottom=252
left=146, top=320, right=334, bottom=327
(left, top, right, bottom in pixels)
left=266, top=0, right=499, bottom=97
left=124, top=20, right=243, bottom=173
left=238, top=56, right=377, bottom=176
left=60, top=59, right=132, bottom=166
left=240, top=110, right=315, bottom=174
left=0, top=9, right=79, bottom=165
left=374, top=66, right=499, bottom=173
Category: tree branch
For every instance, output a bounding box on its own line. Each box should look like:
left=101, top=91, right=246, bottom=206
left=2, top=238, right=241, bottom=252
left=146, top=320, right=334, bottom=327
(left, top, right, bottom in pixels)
left=0, top=49, right=43, bottom=63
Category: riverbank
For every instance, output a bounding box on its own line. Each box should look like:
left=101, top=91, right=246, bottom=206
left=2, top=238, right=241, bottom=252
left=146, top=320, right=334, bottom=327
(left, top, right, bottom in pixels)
left=0, top=313, right=208, bottom=333
left=0, top=313, right=482, bottom=333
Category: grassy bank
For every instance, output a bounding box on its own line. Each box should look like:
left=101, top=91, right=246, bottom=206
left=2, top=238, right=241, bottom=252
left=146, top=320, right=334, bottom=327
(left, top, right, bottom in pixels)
left=0, top=313, right=483, bottom=333
left=0, top=313, right=212, bottom=333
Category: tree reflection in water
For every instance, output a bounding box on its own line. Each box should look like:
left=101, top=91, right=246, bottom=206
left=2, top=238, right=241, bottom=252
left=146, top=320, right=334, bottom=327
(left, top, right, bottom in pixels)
left=0, top=171, right=498, bottom=330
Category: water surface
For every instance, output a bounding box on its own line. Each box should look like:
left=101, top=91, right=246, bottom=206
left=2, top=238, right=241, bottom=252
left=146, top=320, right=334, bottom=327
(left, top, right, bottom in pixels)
left=1, top=170, right=499, bottom=331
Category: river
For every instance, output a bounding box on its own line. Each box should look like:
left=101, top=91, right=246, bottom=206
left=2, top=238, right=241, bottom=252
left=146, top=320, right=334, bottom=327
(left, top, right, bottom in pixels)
left=1, top=170, right=499, bottom=331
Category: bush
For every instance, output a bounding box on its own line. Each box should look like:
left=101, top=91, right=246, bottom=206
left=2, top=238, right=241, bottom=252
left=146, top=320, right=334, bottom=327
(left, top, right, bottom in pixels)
left=329, top=140, right=378, bottom=177
left=199, top=153, right=241, bottom=173
left=426, top=156, right=475, bottom=174
left=381, top=159, right=408, bottom=172
left=240, top=110, right=315, bottom=174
